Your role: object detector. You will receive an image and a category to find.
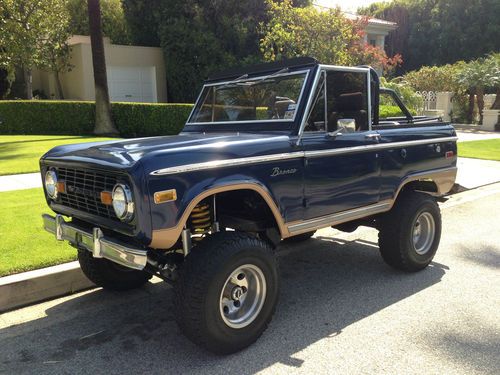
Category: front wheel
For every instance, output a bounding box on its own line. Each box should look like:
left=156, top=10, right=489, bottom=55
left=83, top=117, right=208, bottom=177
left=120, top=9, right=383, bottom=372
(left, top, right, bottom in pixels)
left=174, top=232, right=279, bottom=354
left=77, top=248, right=152, bottom=291
left=378, top=192, right=442, bottom=272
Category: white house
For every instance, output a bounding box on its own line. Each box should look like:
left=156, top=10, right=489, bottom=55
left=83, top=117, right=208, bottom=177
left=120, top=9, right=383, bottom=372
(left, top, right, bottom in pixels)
left=343, top=13, right=398, bottom=51
left=32, top=35, right=167, bottom=103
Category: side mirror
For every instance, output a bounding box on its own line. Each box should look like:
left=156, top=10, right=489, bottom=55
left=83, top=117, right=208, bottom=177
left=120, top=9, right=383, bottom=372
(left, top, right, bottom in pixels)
left=337, top=118, right=356, bottom=133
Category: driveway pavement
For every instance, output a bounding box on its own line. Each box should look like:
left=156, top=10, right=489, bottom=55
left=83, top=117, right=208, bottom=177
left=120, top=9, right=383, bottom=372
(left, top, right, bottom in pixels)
left=1, top=185, right=499, bottom=375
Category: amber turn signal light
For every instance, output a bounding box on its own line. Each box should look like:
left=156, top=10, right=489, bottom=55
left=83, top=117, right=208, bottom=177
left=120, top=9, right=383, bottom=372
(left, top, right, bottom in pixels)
left=154, top=189, right=177, bottom=204
left=100, top=191, right=113, bottom=205
left=56, top=181, right=66, bottom=194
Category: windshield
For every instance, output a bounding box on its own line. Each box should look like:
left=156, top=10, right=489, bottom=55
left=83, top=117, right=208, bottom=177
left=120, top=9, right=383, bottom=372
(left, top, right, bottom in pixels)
left=188, top=71, right=308, bottom=124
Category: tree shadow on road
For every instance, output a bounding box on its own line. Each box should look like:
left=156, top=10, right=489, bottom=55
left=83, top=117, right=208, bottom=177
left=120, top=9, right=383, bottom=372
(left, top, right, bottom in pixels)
left=0, top=236, right=447, bottom=374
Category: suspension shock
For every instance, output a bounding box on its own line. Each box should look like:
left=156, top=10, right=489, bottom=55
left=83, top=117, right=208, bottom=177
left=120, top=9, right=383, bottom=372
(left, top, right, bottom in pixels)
left=188, top=202, right=212, bottom=241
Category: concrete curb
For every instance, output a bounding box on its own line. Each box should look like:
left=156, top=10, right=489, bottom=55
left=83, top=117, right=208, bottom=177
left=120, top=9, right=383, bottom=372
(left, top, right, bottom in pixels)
left=0, top=261, right=95, bottom=313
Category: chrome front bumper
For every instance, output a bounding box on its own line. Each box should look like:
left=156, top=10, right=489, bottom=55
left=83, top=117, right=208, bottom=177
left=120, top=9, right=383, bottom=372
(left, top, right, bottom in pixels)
left=43, top=214, right=148, bottom=270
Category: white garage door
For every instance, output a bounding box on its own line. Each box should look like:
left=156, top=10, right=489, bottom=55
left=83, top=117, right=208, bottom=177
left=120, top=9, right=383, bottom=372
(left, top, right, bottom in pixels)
left=107, top=66, right=157, bottom=103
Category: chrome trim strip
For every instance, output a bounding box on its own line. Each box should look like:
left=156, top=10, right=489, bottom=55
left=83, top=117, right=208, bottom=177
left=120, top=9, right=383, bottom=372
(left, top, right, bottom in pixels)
left=296, top=67, right=323, bottom=145
left=150, top=136, right=457, bottom=175
left=319, top=64, right=371, bottom=73
left=367, top=69, right=372, bottom=130
left=150, top=151, right=305, bottom=176
left=186, top=70, right=310, bottom=125
left=305, top=136, right=458, bottom=158
left=287, top=200, right=392, bottom=234
left=43, top=214, right=147, bottom=270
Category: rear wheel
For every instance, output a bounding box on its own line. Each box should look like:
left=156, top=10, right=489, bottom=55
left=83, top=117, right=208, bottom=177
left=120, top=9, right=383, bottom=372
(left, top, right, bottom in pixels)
left=378, top=192, right=441, bottom=272
left=77, top=248, right=152, bottom=291
left=174, top=232, right=279, bottom=354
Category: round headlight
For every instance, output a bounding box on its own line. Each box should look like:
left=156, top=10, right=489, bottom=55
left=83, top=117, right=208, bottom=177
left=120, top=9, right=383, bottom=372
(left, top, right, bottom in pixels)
left=112, top=184, right=134, bottom=221
left=45, top=170, right=58, bottom=199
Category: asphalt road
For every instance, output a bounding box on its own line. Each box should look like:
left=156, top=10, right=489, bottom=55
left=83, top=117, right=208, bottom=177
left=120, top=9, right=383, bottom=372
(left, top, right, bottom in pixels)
left=1, top=185, right=499, bottom=375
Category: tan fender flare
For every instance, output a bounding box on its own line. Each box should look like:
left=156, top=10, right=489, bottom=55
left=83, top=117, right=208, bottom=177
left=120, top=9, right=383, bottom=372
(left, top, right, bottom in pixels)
left=149, top=182, right=287, bottom=249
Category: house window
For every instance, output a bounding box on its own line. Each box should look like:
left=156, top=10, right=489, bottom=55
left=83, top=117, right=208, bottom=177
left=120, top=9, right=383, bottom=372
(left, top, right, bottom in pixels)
left=369, top=38, right=377, bottom=47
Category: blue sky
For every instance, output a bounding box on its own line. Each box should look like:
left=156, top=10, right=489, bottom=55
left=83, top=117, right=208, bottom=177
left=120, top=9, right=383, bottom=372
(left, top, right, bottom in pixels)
left=314, top=0, right=381, bottom=12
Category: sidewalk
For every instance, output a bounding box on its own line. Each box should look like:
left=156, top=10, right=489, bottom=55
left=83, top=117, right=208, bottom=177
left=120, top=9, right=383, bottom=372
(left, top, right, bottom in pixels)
left=0, top=172, right=41, bottom=192
left=455, top=127, right=500, bottom=142
left=455, top=157, right=500, bottom=190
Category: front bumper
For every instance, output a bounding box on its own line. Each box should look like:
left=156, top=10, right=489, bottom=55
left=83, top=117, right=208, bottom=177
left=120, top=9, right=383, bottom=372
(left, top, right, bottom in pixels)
left=43, top=214, right=148, bottom=270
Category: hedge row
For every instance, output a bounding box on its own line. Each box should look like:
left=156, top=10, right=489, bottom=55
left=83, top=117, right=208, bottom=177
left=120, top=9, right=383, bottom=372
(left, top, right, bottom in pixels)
left=0, top=100, right=194, bottom=137
left=379, top=104, right=417, bottom=118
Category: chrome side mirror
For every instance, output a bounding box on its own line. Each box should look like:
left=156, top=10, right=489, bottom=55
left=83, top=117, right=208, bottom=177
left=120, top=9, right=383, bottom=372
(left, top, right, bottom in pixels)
left=337, top=118, right=356, bottom=133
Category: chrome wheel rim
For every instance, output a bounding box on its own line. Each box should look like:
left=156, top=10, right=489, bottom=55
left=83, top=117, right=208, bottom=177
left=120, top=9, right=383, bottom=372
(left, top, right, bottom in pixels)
left=219, top=264, right=267, bottom=329
left=412, top=212, right=435, bottom=255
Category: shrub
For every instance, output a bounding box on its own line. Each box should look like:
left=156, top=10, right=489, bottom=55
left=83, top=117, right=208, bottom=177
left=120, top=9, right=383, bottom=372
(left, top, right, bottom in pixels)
left=380, top=105, right=403, bottom=118
left=380, top=77, right=423, bottom=113
left=0, top=101, right=193, bottom=136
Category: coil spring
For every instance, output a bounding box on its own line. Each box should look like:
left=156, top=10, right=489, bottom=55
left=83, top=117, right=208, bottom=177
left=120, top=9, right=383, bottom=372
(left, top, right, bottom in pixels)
left=189, top=203, right=212, bottom=240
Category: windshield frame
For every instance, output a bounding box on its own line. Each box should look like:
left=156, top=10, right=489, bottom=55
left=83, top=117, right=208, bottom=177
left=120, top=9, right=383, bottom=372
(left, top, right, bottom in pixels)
left=186, top=69, right=311, bottom=126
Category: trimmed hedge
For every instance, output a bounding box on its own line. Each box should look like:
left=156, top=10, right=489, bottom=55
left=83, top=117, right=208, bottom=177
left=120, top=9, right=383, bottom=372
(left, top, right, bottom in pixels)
left=0, top=100, right=193, bottom=137
left=379, top=104, right=417, bottom=118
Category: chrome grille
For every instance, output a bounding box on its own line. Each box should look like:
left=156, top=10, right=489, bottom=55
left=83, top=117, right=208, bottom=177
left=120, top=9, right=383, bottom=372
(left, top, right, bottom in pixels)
left=57, top=167, right=119, bottom=220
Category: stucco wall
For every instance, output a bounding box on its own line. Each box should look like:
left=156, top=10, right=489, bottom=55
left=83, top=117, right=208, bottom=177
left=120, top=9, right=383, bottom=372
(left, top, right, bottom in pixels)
left=33, top=37, right=167, bottom=102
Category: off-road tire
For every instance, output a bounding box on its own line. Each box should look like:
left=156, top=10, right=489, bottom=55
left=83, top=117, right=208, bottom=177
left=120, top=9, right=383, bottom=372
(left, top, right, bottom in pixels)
left=284, top=230, right=316, bottom=243
left=174, top=232, right=279, bottom=354
left=77, top=248, right=152, bottom=291
left=378, top=191, right=441, bottom=272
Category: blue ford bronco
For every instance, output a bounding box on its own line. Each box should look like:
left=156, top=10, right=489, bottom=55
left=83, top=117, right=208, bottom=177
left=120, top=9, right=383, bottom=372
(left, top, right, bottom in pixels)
left=40, top=57, right=457, bottom=354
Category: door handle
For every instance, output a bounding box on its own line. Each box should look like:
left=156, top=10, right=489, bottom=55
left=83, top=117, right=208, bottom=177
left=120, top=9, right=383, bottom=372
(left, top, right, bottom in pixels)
left=365, top=133, right=381, bottom=140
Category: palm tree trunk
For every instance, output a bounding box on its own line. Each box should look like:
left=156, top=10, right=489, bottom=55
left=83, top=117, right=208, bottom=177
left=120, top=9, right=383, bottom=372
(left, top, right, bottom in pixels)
left=24, top=67, right=33, bottom=100
left=87, top=0, right=119, bottom=136
left=476, top=87, right=484, bottom=125
left=466, top=90, right=475, bottom=124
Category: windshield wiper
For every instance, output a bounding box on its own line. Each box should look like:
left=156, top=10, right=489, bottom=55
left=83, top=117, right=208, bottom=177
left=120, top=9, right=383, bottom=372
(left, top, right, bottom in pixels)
left=243, top=67, right=290, bottom=87
left=217, top=74, right=249, bottom=90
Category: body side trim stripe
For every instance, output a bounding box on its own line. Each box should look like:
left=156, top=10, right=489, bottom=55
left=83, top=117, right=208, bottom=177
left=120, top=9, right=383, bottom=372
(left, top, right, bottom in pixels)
left=150, top=151, right=305, bottom=176
left=305, top=136, right=457, bottom=158
left=150, top=136, right=457, bottom=176
left=287, top=200, right=392, bottom=234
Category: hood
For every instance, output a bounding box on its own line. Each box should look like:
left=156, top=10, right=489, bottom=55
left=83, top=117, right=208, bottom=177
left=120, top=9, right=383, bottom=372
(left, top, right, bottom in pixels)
left=41, top=132, right=293, bottom=171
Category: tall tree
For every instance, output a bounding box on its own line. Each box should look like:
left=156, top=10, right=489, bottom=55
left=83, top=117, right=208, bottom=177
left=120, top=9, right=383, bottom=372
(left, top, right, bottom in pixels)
left=359, top=0, right=500, bottom=72
left=0, top=0, right=71, bottom=99
left=67, top=0, right=132, bottom=45
left=260, top=1, right=401, bottom=74
left=87, top=0, right=118, bottom=135
left=122, top=0, right=311, bottom=102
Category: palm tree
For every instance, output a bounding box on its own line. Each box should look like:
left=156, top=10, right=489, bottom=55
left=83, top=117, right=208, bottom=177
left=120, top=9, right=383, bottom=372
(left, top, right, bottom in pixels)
left=87, top=0, right=119, bottom=135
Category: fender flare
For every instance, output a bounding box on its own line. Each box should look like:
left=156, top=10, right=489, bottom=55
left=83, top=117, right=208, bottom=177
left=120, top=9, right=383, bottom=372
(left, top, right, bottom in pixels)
left=149, top=181, right=287, bottom=249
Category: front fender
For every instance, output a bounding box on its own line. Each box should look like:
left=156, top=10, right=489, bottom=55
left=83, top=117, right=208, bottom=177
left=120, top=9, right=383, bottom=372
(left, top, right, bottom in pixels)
left=148, top=174, right=287, bottom=249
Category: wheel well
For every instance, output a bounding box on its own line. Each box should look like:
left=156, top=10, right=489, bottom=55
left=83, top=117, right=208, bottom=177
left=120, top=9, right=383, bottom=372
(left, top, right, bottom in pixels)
left=400, top=180, right=439, bottom=196
left=215, top=189, right=280, bottom=233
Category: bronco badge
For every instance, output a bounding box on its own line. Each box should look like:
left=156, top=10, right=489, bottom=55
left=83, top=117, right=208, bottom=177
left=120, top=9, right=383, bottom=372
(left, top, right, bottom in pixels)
left=270, top=167, right=297, bottom=177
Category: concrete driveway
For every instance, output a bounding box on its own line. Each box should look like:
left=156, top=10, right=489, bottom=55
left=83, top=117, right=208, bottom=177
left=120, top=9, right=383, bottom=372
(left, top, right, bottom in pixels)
left=1, top=185, right=499, bottom=375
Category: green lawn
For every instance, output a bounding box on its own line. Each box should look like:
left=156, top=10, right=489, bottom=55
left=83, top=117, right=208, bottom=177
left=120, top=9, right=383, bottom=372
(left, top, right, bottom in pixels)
left=0, top=188, right=76, bottom=276
left=458, top=139, right=500, bottom=161
left=0, top=135, right=117, bottom=175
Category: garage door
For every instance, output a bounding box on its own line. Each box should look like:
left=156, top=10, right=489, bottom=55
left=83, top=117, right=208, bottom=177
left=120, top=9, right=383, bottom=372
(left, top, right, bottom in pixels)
left=107, top=66, right=157, bottom=103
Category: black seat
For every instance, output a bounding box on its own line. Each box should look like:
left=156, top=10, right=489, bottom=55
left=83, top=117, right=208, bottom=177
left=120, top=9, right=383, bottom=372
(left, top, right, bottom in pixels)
left=327, top=92, right=367, bottom=132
